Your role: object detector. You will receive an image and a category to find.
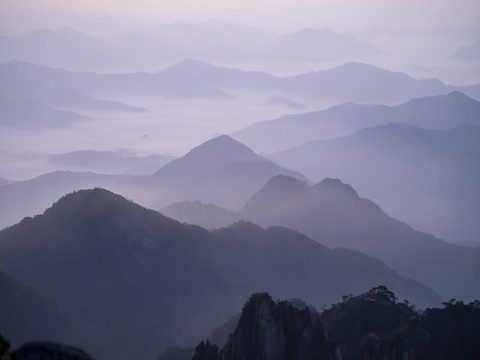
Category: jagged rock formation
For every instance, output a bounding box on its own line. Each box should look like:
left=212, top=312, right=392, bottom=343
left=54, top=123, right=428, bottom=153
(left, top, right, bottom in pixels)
left=194, top=293, right=342, bottom=360
left=192, top=289, right=480, bottom=360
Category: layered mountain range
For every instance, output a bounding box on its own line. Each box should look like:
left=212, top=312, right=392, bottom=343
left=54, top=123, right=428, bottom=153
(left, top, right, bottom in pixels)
left=234, top=91, right=480, bottom=152
left=0, top=135, right=304, bottom=229
left=1, top=60, right=477, bottom=130
left=0, top=22, right=380, bottom=72
left=163, top=175, right=480, bottom=302
left=0, top=188, right=440, bottom=360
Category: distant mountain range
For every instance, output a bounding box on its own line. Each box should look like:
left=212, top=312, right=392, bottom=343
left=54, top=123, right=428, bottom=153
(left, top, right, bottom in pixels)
left=49, top=150, right=175, bottom=175
left=0, top=135, right=305, bottom=229
left=0, top=22, right=380, bottom=72
left=451, top=40, right=480, bottom=62
left=0, top=188, right=440, bottom=360
left=0, top=99, right=89, bottom=128
left=2, top=60, right=476, bottom=121
left=143, top=135, right=307, bottom=209
left=267, top=123, right=480, bottom=244
left=0, top=171, right=129, bottom=230
left=164, top=174, right=480, bottom=302
left=233, top=91, right=480, bottom=153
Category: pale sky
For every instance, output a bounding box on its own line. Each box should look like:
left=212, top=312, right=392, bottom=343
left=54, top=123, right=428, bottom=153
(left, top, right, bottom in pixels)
left=1, top=0, right=480, bottom=34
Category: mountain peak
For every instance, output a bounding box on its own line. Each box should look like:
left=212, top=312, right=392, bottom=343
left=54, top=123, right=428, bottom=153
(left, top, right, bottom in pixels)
left=44, top=188, right=137, bottom=220
left=315, top=178, right=358, bottom=196
left=163, top=59, right=218, bottom=73
left=264, top=174, right=308, bottom=189
left=182, top=135, right=260, bottom=163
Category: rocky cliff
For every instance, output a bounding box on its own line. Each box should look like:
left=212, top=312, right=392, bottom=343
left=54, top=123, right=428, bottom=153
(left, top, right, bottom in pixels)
left=194, top=293, right=342, bottom=360
left=192, top=289, right=480, bottom=360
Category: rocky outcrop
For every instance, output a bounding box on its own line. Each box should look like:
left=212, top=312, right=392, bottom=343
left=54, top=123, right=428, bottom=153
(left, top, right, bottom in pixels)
left=193, top=290, right=480, bottom=360
left=193, top=293, right=342, bottom=360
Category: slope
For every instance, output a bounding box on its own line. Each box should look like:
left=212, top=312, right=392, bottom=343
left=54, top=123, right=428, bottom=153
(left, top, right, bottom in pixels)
left=267, top=123, right=480, bottom=244
left=0, top=188, right=440, bottom=360
left=239, top=175, right=480, bottom=301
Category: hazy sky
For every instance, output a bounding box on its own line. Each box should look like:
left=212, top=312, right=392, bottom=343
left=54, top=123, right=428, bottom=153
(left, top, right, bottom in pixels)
left=1, top=0, right=480, bottom=34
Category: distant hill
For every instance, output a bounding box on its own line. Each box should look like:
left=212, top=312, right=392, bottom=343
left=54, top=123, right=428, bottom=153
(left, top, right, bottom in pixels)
left=0, top=22, right=382, bottom=72
left=0, top=188, right=440, bottom=360
left=49, top=150, right=175, bottom=175
left=239, top=175, right=480, bottom=301
left=233, top=91, right=480, bottom=153
left=267, top=123, right=480, bottom=244
left=144, top=135, right=308, bottom=209
left=0, top=171, right=129, bottom=230
left=282, top=61, right=450, bottom=103
left=0, top=99, right=89, bottom=128
left=261, top=28, right=380, bottom=59
left=162, top=200, right=240, bottom=229
left=0, top=136, right=304, bottom=230
left=451, top=40, right=480, bottom=61
left=2, top=60, right=475, bottom=115
left=0, top=28, right=145, bottom=72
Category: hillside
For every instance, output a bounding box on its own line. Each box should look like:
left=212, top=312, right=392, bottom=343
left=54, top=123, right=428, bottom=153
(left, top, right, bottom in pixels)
left=233, top=91, right=480, bottom=153
left=267, top=123, right=480, bottom=244
left=239, top=175, right=480, bottom=301
left=0, top=188, right=440, bottom=360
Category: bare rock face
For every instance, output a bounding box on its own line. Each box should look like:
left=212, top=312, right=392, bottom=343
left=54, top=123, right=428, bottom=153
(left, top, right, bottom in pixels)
left=195, top=293, right=342, bottom=360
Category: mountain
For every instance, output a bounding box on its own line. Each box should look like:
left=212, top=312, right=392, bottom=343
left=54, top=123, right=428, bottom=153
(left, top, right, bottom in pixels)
left=49, top=150, right=175, bottom=175
left=0, top=171, right=129, bottom=230
left=145, top=135, right=308, bottom=209
left=0, top=270, right=117, bottom=359
left=283, top=61, right=450, bottom=103
left=2, top=60, right=473, bottom=114
left=152, top=19, right=278, bottom=52
left=0, top=60, right=149, bottom=112
left=451, top=40, right=480, bottom=61
left=233, top=91, right=480, bottom=153
left=0, top=188, right=440, bottom=359
left=0, top=136, right=303, bottom=229
left=159, top=59, right=279, bottom=92
left=239, top=175, right=480, bottom=301
left=0, top=60, right=231, bottom=110
left=192, top=290, right=480, bottom=360
left=262, top=28, right=380, bottom=59
left=266, top=96, right=306, bottom=110
left=0, top=99, right=89, bottom=128
left=267, top=123, right=480, bottom=244
left=0, top=28, right=139, bottom=72
left=162, top=200, right=240, bottom=229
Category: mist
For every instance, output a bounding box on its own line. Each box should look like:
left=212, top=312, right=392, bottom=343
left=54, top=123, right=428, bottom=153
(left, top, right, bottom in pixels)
left=1, top=0, right=480, bottom=359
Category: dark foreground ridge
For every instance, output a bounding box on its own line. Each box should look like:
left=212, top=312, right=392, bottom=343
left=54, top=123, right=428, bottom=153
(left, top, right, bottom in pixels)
left=192, top=287, right=480, bottom=360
